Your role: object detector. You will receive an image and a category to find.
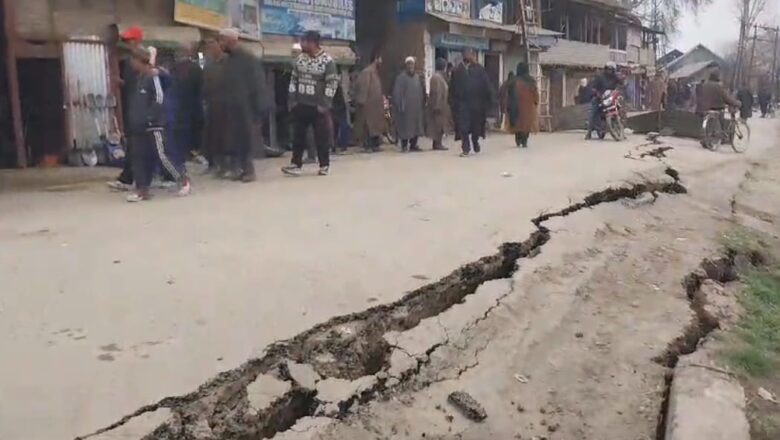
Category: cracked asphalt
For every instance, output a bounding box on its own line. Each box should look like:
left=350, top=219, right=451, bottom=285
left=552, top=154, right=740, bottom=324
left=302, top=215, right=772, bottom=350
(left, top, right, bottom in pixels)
left=0, top=125, right=776, bottom=440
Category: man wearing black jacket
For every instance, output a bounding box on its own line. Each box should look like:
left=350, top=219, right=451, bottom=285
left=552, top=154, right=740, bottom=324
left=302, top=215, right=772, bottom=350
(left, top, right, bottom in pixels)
left=125, top=48, right=190, bottom=202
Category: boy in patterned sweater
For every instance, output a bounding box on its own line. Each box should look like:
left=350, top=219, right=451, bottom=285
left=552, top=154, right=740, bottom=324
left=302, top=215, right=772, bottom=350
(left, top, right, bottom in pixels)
left=282, top=31, right=340, bottom=176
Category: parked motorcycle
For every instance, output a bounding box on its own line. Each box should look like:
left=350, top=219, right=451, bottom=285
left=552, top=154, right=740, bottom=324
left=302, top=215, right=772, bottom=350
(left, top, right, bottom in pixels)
left=595, top=89, right=626, bottom=141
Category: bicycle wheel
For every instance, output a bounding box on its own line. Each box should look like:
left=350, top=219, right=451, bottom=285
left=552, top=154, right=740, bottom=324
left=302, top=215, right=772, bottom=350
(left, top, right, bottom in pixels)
left=731, top=119, right=750, bottom=153
left=700, top=113, right=719, bottom=150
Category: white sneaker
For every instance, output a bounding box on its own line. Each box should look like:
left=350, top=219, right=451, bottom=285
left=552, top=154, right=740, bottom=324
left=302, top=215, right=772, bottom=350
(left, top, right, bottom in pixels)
left=177, top=179, right=192, bottom=197
left=282, top=165, right=303, bottom=176
left=126, top=193, right=149, bottom=203
left=107, top=181, right=133, bottom=191
left=318, top=166, right=330, bottom=176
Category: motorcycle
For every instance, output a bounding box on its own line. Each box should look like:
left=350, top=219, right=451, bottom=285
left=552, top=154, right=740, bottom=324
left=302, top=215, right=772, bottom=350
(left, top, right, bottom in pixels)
left=383, top=95, right=397, bottom=145
left=595, top=89, right=626, bottom=141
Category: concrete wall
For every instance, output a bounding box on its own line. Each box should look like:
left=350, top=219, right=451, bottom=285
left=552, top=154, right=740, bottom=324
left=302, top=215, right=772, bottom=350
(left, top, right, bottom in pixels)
left=381, top=20, right=427, bottom=94
left=13, top=0, right=175, bottom=40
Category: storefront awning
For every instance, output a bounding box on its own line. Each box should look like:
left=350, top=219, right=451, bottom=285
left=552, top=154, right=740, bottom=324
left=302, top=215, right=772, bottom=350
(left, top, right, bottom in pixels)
left=427, top=11, right=522, bottom=34
left=117, top=25, right=202, bottom=49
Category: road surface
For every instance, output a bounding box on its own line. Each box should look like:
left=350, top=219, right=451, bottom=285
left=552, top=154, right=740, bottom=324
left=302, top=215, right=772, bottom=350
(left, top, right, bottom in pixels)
left=0, top=125, right=775, bottom=440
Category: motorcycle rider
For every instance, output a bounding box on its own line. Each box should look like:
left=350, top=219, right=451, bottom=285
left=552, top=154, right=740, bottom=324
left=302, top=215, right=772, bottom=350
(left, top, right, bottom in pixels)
left=585, top=62, right=622, bottom=140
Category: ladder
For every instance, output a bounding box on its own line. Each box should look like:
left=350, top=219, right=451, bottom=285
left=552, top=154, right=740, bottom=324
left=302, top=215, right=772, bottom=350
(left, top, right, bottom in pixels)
left=533, top=61, right=552, bottom=132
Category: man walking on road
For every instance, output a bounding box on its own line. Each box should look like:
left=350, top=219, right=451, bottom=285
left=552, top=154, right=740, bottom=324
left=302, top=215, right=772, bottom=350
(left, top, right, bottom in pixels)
left=353, top=52, right=385, bottom=152
left=392, top=57, right=426, bottom=152
left=282, top=31, right=339, bottom=176
left=125, top=48, right=190, bottom=202
left=202, top=36, right=228, bottom=175
left=450, top=48, right=492, bottom=157
left=427, top=58, right=450, bottom=151
left=219, top=28, right=268, bottom=183
left=107, top=26, right=145, bottom=191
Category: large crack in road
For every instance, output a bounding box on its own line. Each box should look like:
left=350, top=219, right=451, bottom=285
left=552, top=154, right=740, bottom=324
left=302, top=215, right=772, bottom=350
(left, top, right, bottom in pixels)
left=76, top=168, right=687, bottom=440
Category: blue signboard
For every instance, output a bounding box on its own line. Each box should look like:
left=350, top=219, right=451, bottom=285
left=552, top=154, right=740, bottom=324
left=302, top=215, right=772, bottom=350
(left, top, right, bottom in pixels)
left=262, top=0, right=356, bottom=41
left=432, top=33, right=490, bottom=51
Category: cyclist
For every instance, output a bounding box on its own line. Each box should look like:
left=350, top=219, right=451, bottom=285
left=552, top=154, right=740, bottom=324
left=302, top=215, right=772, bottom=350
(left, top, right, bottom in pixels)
left=699, top=72, right=741, bottom=138
left=585, top=62, right=622, bottom=140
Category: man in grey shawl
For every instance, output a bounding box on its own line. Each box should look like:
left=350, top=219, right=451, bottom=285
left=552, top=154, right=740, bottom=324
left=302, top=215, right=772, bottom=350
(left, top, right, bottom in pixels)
left=427, top=58, right=450, bottom=151
left=392, top=56, right=426, bottom=152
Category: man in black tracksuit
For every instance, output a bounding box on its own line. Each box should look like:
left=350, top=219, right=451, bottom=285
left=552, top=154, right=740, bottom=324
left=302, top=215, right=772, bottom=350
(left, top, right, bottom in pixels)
left=282, top=30, right=339, bottom=176
left=125, top=48, right=190, bottom=202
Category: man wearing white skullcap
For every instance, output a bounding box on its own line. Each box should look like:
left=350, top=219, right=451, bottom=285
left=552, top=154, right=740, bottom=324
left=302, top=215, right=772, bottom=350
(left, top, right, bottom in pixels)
left=218, top=27, right=270, bottom=182
left=391, top=56, right=425, bottom=152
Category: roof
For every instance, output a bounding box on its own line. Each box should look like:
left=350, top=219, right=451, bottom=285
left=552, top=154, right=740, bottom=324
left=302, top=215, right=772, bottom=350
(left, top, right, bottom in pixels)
left=669, top=60, right=718, bottom=79
left=427, top=12, right=563, bottom=37
left=657, top=49, right=683, bottom=66
left=664, top=44, right=726, bottom=71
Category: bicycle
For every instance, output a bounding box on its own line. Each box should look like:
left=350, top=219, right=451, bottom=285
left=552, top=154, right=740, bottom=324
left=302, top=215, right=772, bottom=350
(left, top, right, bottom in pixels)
left=700, top=109, right=750, bottom=153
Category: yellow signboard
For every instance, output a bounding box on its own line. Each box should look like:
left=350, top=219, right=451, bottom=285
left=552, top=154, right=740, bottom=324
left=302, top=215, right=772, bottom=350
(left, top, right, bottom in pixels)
left=174, top=0, right=229, bottom=31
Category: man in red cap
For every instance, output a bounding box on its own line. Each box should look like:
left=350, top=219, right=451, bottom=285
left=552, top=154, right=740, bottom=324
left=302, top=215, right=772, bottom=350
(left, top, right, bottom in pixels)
left=108, top=26, right=145, bottom=191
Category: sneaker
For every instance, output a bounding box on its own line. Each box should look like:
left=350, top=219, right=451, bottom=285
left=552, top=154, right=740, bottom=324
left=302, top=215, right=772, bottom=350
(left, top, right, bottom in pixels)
left=152, top=180, right=177, bottom=190
left=240, top=174, right=257, bottom=183
left=409, top=146, right=423, bottom=152
left=126, top=192, right=150, bottom=203
left=318, top=166, right=330, bottom=176
left=107, top=181, right=133, bottom=192
left=460, top=152, right=471, bottom=158
left=177, top=179, right=192, bottom=197
left=282, top=165, right=302, bottom=176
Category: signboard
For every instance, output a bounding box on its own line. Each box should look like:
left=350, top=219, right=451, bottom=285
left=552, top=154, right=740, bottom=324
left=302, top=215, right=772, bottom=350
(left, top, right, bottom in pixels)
left=262, top=0, right=356, bottom=41
left=175, top=0, right=230, bottom=30
left=425, top=0, right=471, bottom=19
left=175, top=0, right=262, bottom=40
left=231, top=0, right=262, bottom=39
left=432, top=33, right=490, bottom=51
left=478, top=1, right=503, bottom=24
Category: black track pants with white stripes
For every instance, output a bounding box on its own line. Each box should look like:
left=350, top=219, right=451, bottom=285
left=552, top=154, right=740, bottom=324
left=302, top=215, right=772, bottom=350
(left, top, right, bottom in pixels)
left=130, top=129, right=186, bottom=193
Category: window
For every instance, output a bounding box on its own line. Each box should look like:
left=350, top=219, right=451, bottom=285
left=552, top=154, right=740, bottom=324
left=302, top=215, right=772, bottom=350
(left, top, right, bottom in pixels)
left=610, top=25, right=627, bottom=50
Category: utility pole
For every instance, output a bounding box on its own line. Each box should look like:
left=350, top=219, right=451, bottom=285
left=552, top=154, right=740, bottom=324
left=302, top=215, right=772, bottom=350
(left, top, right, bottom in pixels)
left=747, top=24, right=759, bottom=87
left=772, top=27, right=780, bottom=100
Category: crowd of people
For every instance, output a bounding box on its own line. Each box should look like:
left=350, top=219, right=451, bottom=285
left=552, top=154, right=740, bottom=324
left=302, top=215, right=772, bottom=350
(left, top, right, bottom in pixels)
left=105, top=26, right=546, bottom=202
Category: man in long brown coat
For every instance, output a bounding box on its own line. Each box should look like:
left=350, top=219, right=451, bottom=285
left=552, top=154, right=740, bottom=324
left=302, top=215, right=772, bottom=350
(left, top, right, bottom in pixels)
left=353, top=53, right=385, bottom=152
left=648, top=72, right=666, bottom=111
left=427, top=58, right=450, bottom=150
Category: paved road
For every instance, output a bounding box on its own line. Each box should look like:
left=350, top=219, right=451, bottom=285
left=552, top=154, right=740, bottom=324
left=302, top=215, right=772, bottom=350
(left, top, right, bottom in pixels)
left=0, top=127, right=771, bottom=440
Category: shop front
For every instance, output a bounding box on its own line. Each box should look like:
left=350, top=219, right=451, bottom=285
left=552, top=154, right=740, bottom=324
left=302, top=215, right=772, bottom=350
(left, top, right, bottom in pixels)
left=259, top=0, right=357, bottom=150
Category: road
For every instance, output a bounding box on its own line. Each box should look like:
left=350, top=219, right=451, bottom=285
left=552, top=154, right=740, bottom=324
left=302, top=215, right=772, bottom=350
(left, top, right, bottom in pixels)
left=0, top=125, right=774, bottom=440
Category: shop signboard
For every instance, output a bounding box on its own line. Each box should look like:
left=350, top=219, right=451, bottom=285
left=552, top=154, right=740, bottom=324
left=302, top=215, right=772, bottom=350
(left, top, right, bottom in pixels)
left=425, top=0, right=471, bottom=19
left=432, top=33, right=490, bottom=51
left=262, top=0, right=356, bottom=41
left=175, top=0, right=230, bottom=30
left=175, top=0, right=262, bottom=40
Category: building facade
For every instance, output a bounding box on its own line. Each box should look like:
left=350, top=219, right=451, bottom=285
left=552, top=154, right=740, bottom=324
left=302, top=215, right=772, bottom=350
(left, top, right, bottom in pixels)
left=538, top=0, right=658, bottom=113
left=2, top=0, right=261, bottom=168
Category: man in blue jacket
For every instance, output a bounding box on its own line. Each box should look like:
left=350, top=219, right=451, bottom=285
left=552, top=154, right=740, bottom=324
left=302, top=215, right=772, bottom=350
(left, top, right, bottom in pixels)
left=125, top=47, right=191, bottom=202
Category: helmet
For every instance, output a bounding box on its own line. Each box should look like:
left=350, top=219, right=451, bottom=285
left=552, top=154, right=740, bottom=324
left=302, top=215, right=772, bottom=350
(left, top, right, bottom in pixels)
left=605, top=61, right=617, bottom=70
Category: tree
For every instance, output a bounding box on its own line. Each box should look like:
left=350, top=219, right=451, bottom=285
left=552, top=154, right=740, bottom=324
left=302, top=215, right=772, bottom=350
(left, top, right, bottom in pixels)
left=732, top=0, right=769, bottom=86
left=625, top=0, right=713, bottom=55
